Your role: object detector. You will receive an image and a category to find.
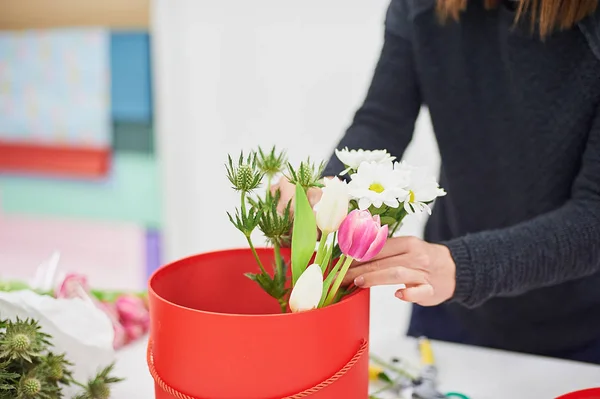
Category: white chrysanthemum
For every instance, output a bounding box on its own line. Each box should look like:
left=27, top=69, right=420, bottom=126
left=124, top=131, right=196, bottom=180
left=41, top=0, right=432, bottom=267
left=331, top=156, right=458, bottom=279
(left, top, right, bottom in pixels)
left=335, top=148, right=396, bottom=175
left=396, top=162, right=446, bottom=215
left=348, top=161, right=409, bottom=210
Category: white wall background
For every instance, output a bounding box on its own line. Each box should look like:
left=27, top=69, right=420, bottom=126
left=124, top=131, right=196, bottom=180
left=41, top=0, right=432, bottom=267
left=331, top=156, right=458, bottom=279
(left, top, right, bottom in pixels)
left=151, top=0, right=440, bottom=336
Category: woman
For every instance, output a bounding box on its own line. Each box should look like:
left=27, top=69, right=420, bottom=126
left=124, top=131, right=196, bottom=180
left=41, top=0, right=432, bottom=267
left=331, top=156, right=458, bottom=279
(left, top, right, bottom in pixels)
left=276, top=0, right=600, bottom=364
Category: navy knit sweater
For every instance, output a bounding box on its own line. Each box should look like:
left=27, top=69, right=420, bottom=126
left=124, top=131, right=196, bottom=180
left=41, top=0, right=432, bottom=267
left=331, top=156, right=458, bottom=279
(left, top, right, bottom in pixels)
left=323, top=0, right=600, bottom=355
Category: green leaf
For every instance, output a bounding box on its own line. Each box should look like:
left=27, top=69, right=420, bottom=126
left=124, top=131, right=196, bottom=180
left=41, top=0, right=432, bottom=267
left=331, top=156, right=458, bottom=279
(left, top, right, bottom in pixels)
left=379, top=216, right=397, bottom=226
left=291, top=184, right=317, bottom=285
left=368, top=205, right=388, bottom=215
left=377, top=371, right=393, bottom=383
left=319, top=257, right=343, bottom=307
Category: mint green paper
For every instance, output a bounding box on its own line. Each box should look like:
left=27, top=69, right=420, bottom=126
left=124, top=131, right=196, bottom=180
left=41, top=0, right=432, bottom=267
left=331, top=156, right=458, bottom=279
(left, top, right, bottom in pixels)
left=291, top=184, right=317, bottom=286
left=0, top=154, right=161, bottom=228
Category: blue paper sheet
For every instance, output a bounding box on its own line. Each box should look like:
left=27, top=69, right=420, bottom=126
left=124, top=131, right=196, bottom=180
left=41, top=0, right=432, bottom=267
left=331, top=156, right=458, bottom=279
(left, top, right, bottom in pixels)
left=0, top=29, right=111, bottom=147
left=110, top=32, right=153, bottom=122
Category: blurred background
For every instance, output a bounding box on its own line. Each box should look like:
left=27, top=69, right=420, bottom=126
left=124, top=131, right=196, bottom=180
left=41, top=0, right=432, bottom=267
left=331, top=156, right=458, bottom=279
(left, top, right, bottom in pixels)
left=0, top=0, right=440, bottom=336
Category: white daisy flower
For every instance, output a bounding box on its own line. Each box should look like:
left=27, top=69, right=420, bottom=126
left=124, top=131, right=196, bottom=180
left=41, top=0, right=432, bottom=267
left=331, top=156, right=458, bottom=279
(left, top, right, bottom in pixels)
left=397, top=163, right=446, bottom=215
left=335, top=147, right=396, bottom=175
left=348, top=161, right=409, bottom=210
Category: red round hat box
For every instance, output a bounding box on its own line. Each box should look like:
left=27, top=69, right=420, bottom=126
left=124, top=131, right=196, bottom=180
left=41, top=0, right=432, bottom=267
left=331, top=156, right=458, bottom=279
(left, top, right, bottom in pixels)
left=147, top=247, right=370, bottom=399
left=556, top=389, right=600, bottom=399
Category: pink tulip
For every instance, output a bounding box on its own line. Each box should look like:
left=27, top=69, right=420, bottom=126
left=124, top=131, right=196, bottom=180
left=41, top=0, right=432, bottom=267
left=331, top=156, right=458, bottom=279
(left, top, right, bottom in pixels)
left=122, top=320, right=146, bottom=343
left=338, top=210, right=388, bottom=262
left=55, top=273, right=90, bottom=299
left=113, top=322, right=128, bottom=349
left=98, top=300, right=119, bottom=321
left=115, top=294, right=149, bottom=324
left=97, top=301, right=128, bottom=349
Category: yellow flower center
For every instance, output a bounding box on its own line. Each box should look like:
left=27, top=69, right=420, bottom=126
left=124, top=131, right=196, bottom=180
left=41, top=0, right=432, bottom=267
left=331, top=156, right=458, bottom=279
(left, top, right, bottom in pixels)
left=408, top=190, right=415, bottom=203
left=369, top=183, right=385, bottom=193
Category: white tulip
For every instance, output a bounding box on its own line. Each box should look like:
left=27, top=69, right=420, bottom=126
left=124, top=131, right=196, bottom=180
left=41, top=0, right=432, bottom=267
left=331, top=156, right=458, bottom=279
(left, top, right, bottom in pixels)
left=315, top=178, right=349, bottom=234
left=289, top=264, right=324, bottom=313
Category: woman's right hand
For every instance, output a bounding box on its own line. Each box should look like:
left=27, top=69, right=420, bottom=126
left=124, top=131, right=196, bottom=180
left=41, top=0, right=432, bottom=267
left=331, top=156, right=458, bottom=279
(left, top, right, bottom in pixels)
left=272, top=176, right=324, bottom=217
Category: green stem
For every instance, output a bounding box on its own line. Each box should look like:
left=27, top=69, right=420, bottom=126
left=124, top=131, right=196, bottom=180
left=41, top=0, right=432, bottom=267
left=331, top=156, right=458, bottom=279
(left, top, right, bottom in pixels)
left=389, top=220, right=401, bottom=237
left=68, top=378, right=87, bottom=389
left=369, top=383, right=395, bottom=397
left=314, top=232, right=329, bottom=273
left=274, top=241, right=283, bottom=277
left=369, top=353, right=417, bottom=380
left=324, top=256, right=354, bottom=306
left=322, top=232, right=336, bottom=274
left=246, top=235, right=267, bottom=274
left=278, top=298, right=287, bottom=313
left=319, top=254, right=345, bottom=307
left=241, top=191, right=247, bottom=219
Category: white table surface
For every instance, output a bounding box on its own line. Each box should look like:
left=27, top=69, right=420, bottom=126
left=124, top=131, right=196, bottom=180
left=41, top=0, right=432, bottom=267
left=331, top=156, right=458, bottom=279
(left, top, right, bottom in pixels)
left=111, top=331, right=600, bottom=399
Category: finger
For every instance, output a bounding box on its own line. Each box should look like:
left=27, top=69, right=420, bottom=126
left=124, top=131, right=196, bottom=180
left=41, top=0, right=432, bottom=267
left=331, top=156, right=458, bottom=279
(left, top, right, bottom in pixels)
left=395, top=284, right=434, bottom=303
left=354, top=236, right=422, bottom=264
left=307, top=187, right=323, bottom=207
left=344, top=255, right=418, bottom=285
left=277, top=197, right=294, bottom=216
left=352, top=267, right=426, bottom=288
left=350, top=254, right=418, bottom=271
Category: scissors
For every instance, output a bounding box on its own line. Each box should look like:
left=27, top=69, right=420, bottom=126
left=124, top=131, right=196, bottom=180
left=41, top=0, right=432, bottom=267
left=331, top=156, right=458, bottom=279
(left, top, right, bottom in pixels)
left=413, top=336, right=471, bottom=399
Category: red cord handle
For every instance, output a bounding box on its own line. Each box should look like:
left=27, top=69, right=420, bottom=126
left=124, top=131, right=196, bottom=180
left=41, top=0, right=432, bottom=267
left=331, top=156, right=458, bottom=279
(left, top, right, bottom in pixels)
left=147, top=338, right=368, bottom=399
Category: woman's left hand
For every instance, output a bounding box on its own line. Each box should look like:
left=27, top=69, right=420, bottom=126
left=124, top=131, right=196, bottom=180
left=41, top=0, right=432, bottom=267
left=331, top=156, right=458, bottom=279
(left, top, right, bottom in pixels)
left=342, top=236, right=457, bottom=306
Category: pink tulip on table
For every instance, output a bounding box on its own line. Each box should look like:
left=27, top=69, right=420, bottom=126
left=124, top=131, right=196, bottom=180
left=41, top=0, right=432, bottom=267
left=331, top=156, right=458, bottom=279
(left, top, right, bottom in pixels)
left=97, top=301, right=128, bottom=349
left=115, top=294, right=149, bottom=324
left=322, top=209, right=388, bottom=306
left=55, top=273, right=90, bottom=299
left=113, top=322, right=128, bottom=349
left=122, top=319, right=147, bottom=343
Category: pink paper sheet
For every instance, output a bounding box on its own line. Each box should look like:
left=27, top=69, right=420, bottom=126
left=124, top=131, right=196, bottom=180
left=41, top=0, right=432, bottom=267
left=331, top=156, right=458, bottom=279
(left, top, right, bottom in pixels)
left=0, top=214, right=145, bottom=291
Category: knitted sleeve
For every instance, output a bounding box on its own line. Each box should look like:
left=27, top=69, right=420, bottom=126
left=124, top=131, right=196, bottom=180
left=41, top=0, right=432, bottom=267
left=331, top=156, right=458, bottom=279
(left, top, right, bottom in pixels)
left=322, top=0, right=423, bottom=177
left=446, top=107, right=600, bottom=308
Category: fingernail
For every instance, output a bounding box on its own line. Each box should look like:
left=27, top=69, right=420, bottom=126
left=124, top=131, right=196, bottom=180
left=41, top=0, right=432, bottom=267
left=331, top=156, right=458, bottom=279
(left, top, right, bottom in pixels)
left=395, top=290, right=403, bottom=299
left=354, top=276, right=365, bottom=287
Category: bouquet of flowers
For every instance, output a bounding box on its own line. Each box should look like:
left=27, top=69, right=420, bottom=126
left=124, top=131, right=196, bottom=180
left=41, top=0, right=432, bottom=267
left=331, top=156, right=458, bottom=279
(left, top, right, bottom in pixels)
left=226, top=147, right=445, bottom=313
left=1, top=266, right=149, bottom=350
left=55, top=274, right=149, bottom=350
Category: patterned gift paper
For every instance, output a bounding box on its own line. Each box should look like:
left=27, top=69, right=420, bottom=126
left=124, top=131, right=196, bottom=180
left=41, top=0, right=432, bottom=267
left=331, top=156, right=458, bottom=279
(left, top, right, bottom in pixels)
left=0, top=28, right=110, bottom=147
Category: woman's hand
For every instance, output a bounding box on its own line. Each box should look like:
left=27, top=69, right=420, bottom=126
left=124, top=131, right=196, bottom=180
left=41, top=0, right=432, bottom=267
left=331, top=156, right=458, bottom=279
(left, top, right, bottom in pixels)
left=272, top=176, right=324, bottom=216
left=343, top=236, right=457, bottom=306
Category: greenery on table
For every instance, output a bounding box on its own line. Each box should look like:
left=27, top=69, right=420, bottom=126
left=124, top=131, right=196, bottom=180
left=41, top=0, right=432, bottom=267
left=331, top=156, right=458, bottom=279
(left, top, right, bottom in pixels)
left=0, top=316, right=123, bottom=399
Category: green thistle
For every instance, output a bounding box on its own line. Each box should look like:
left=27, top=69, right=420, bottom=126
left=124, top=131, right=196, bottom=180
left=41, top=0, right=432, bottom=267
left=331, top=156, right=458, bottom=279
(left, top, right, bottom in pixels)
left=0, top=318, right=51, bottom=363
left=16, top=369, right=58, bottom=399
left=286, top=158, right=325, bottom=191
left=0, top=316, right=123, bottom=399
left=226, top=152, right=263, bottom=193
left=227, top=206, right=261, bottom=238
left=0, top=360, right=19, bottom=393
left=41, top=353, right=72, bottom=384
left=256, top=146, right=287, bottom=180
left=249, top=190, right=292, bottom=246
left=73, top=364, right=123, bottom=399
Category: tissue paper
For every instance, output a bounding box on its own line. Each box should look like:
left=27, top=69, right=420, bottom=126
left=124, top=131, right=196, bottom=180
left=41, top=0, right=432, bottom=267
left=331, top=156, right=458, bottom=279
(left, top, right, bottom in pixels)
left=0, top=290, right=115, bottom=397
